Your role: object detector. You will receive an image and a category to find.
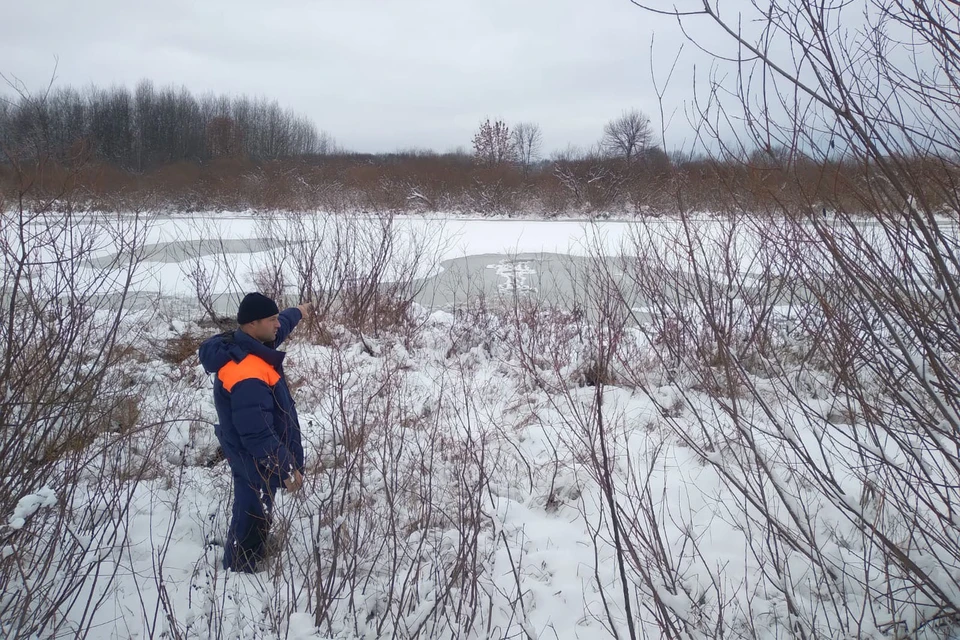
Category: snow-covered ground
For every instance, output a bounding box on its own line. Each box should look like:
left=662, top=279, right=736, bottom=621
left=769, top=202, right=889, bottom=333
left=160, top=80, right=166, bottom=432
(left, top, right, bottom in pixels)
left=5, top=210, right=960, bottom=639
left=51, top=301, right=950, bottom=639
left=43, top=305, right=795, bottom=638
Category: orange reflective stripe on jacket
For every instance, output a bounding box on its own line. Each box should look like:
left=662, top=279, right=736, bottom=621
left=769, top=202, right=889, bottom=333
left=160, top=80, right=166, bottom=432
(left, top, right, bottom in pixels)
left=218, top=354, right=281, bottom=392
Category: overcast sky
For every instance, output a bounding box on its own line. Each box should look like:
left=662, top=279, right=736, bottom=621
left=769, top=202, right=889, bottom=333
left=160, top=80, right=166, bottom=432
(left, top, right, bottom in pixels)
left=2, top=0, right=724, bottom=155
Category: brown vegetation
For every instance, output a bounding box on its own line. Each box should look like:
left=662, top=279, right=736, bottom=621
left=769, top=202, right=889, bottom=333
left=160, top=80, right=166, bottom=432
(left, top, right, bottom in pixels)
left=5, top=147, right=949, bottom=217
left=5, top=80, right=952, bottom=217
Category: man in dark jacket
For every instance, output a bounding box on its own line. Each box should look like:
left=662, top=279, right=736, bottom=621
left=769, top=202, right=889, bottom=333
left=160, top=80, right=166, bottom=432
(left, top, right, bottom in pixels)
left=198, top=292, right=312, bottom=572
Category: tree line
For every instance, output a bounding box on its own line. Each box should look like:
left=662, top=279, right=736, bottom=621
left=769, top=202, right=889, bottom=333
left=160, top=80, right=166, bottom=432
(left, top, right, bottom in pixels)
left=0, top=80, right=335, bottom=171
left=3, top=77, right=948, bottom=218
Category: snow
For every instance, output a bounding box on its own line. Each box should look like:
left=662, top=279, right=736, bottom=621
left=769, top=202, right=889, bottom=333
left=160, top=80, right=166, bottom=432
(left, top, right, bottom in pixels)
left=72, top=213, right=644, bottom=297
left=488, top=259, right=538, bottom=293
left=11, top=210, right=950, bottom=305
left=7, top=487, right=57, bottom=530
left=48, top=311, right=735, bottom=638
left=7, top=210, right=960, bottom=638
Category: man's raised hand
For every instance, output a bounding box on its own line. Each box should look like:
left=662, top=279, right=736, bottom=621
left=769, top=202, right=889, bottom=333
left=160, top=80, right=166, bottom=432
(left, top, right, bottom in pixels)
left=297, top=302, right=314, bottom=318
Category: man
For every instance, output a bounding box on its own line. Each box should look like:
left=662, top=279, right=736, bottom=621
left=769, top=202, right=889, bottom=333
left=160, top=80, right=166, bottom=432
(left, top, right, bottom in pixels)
left=198, top=292, right=312, bottom=572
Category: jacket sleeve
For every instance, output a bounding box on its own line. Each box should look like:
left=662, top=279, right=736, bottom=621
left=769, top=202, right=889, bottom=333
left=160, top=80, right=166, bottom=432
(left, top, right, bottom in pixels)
left=274, top=307, right=303, bottom=347
left=230, top=378, right=296, bottom=481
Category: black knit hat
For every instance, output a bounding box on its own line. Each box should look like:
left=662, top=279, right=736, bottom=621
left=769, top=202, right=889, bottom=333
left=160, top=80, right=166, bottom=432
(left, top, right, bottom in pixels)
left=237, top=292, right=280, bottom=324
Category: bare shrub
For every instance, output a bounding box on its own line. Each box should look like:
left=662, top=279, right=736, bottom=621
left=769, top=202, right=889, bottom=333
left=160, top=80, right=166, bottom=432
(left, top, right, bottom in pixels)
left=0, top=79, right=172, bottom=638
left=179, top=211, right=447, bottom=337
left=575, top=1, right=960, bottom=634
left=553, top=151, right=629, bottom=214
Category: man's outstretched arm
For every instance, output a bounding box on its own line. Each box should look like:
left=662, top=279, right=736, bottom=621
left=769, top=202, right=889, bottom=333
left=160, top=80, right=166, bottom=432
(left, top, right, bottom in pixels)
left=274, top=303, right=312, bottom=346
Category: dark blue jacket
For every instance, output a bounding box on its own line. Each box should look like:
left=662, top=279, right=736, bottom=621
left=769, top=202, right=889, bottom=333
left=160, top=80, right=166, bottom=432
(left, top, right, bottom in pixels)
left=198, top=308, right=304, bottom=488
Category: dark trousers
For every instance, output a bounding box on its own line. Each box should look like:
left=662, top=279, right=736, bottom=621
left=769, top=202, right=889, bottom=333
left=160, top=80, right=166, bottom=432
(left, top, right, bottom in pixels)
left=223, top=473, right=274, bottom=572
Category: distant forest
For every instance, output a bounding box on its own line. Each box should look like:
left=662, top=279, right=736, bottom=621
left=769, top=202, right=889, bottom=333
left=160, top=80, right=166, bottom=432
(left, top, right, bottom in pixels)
left=0, top=80, right=334, bottom=170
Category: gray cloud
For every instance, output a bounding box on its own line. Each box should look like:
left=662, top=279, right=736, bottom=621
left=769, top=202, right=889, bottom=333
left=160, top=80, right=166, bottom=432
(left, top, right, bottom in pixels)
left=2, top=0, right=711, bottom=154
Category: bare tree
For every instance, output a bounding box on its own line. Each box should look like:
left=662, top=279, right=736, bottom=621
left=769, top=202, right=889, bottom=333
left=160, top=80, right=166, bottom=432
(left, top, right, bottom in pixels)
left=511, top=122, right=543, bottom=176
left=472, top=118, right=516, bottom=165
left=316, top=130, right=338, bottom=155
left=602, top=109, right=652, bottom=163
left=614, top=0, right=960, bottom=635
